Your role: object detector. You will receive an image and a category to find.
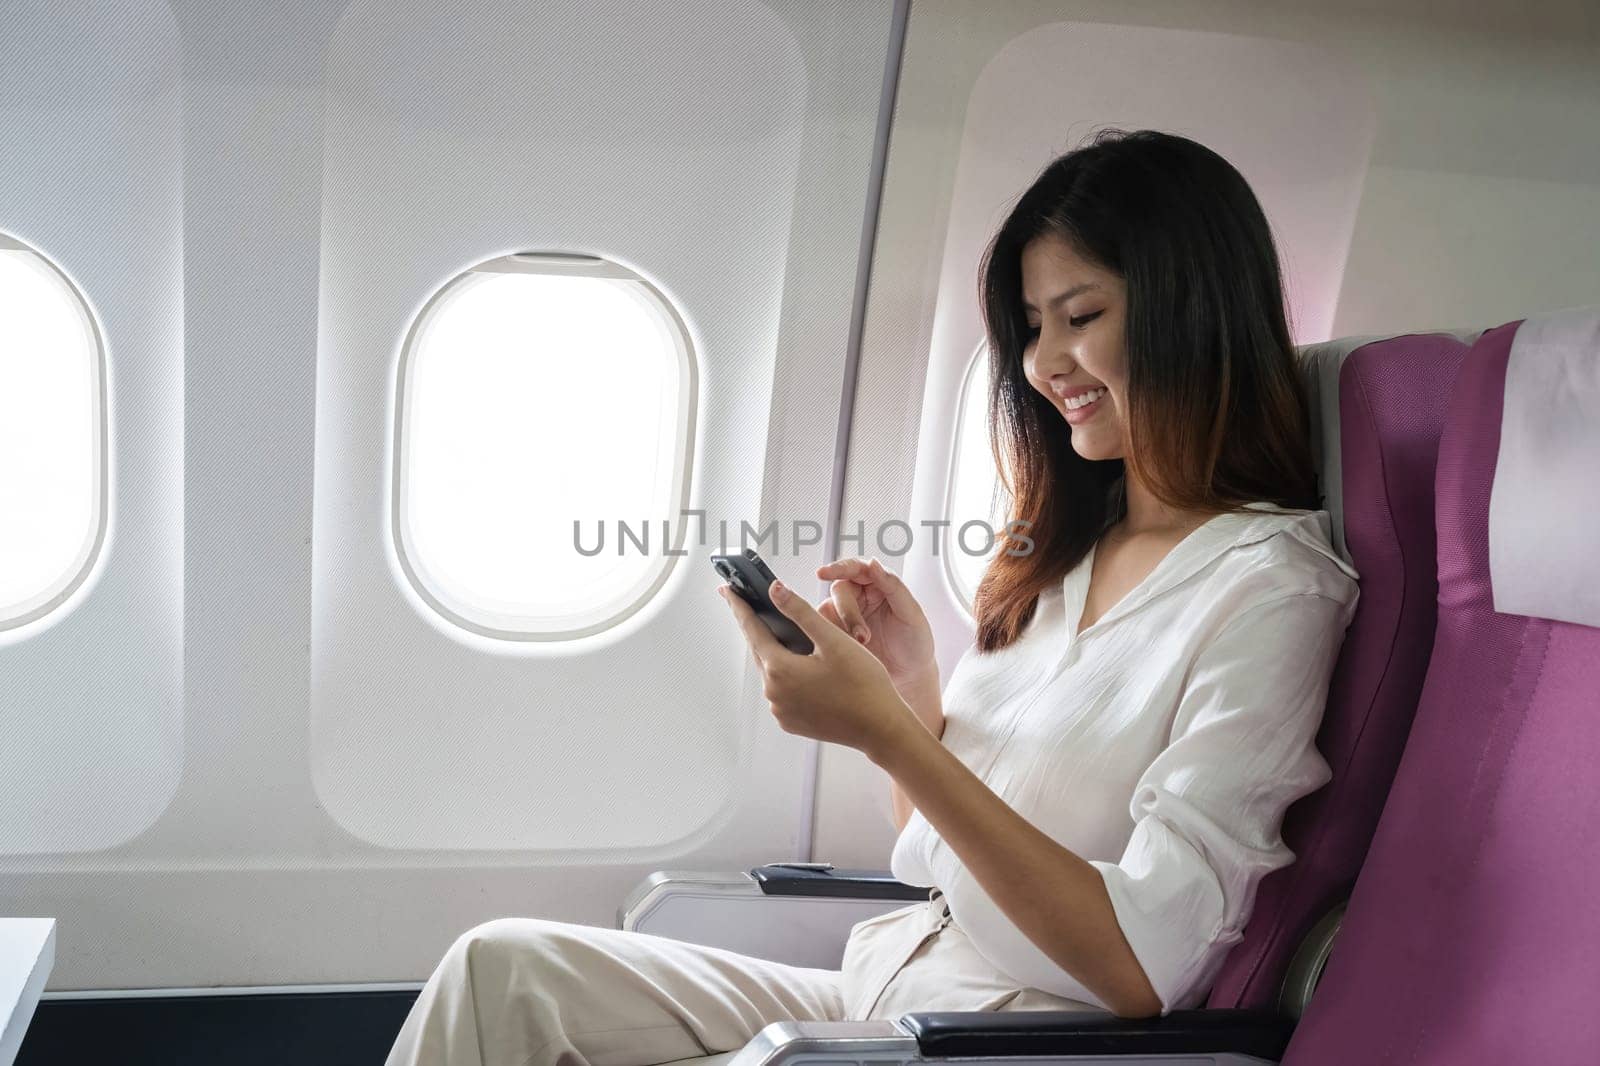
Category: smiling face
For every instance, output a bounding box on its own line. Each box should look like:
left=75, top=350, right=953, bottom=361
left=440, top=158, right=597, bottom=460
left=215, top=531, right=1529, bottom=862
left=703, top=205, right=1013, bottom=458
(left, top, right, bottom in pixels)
left=1020, top=233, right=1129, bottom=462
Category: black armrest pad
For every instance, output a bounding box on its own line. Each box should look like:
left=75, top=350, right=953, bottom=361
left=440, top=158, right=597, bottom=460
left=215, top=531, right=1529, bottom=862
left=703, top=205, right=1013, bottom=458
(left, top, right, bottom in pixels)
left=749, top=865, right=932, bottom=901
left=901, top=1008, right=1292, bottom=1059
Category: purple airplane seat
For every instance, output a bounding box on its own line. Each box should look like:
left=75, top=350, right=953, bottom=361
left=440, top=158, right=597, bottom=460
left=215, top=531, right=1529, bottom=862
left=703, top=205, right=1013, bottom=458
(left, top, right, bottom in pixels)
left=1206, top=330, right=1474, bottom=1013
left=1286, top=307, right=1600, bottom=1063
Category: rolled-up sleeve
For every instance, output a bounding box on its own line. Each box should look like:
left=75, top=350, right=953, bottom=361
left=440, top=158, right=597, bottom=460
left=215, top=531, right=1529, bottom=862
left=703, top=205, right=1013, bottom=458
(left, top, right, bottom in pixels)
left=1089, top=592, right=1348, bottom=1014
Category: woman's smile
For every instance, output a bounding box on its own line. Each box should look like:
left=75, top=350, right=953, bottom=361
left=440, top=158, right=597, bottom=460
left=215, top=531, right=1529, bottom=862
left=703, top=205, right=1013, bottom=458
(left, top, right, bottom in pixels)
left=1063, top=390, right=1105, bottom=424
left=1054, top=383, right=1109, bottom=424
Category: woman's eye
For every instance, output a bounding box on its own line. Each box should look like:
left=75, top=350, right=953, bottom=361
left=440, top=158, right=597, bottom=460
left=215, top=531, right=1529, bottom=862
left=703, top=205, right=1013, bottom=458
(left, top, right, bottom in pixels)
left=1024, top=311, right=1099, bottom=339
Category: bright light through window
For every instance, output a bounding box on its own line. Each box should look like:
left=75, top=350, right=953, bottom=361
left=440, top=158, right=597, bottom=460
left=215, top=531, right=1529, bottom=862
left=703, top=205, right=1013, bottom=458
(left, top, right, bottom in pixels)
left=945, top=344, right=1010, bottom=611
left=0, top=233, right=106, bottom=631
left=394, top=254, right=695, bottom=639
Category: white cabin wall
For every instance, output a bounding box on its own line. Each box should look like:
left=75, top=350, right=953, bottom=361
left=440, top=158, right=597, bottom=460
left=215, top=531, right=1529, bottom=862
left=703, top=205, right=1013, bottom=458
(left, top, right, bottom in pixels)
left=0, top=0, right=899, bottom=991
left=0, top=3, right=186, bottom=853
left=815, top=0, right=1600, bottom=868
left=308, top=0, right=813, bottom=853
left=1330, top=24, right=1600, bottom=332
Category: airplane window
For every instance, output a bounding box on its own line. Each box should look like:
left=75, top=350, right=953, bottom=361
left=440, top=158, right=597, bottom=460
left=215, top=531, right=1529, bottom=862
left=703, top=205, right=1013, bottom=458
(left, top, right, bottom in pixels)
left=393, top=252, right=696, bottom=640
left=944, top=343, right=1010, bottom=613
left=0, top=232, right=107, bottom=632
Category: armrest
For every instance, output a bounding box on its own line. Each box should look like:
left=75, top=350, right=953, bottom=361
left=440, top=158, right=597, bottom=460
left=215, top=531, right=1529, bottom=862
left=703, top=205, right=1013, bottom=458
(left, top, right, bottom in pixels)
left=749, top=864, right=932, bottom=901
left=618, top=868, right=923, bottom=969
left=900, top=1008, right=1291, bottom=1061
left=1, top=919, right=56, bottom=1066
left=729, top=1010, right=1290, bottom=1065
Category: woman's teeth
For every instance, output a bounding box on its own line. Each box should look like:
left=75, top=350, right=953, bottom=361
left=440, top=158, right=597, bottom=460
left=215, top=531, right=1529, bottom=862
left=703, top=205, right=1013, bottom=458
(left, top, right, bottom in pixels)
left=1064, top=387, right=1106, bottom=410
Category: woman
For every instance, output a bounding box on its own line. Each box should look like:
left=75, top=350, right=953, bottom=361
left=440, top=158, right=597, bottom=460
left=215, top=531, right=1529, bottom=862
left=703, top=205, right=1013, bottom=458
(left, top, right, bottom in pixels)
left=384, top=128, right=1359, bottom=1065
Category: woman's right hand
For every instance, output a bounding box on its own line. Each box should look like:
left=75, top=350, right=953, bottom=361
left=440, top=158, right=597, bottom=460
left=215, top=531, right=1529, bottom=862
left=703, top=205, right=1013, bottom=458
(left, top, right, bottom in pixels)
left=814, top=556, right=938, bottom=696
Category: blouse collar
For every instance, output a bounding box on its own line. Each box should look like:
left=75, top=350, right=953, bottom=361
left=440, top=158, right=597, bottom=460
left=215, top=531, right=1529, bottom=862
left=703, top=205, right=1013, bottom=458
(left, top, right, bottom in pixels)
left=1061, top=502, right=1354, bottom=641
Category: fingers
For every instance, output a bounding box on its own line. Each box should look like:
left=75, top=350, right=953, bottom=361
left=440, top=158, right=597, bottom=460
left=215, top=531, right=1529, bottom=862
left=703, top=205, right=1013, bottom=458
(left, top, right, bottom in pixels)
left=718, top=584, right=783, bottom=664
left=815, top=556, right=920, bottom=618
left=820, top=597, right=869, bottom=644
left=816, top=556, right=876, bottom=583
left=765, top=579, right=834, bottom=645
left=828, top=579, right=871, bottom=644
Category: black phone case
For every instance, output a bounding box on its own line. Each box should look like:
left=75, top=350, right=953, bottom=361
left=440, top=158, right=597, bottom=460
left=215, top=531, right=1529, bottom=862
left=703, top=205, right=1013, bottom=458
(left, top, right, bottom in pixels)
left=711, top=549, right=814, bottom=654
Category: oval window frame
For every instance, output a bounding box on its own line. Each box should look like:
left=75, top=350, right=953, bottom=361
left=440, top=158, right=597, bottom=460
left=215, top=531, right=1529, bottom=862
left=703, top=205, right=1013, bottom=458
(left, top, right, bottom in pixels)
left=942, top=341, right=1010, bottom=616
left=391, top=251, right=698, bottom=642
left=0, top=231, right=109, bottom=633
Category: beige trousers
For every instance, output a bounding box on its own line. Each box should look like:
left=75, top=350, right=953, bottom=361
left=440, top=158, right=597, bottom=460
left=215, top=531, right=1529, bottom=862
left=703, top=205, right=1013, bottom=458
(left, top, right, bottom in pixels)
left=383, top=889, right=1102, bottom=1066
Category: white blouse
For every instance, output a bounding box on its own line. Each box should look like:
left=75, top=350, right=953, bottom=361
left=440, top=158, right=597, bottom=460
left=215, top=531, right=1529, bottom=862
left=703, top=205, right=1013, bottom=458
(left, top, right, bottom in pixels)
left=890, top=502, right=1360, bottom=1015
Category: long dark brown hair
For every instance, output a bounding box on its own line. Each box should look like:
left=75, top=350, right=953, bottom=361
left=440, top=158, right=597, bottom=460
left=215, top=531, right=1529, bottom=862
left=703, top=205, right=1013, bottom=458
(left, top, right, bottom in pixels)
left=973, top=129, right=1319, bottom=652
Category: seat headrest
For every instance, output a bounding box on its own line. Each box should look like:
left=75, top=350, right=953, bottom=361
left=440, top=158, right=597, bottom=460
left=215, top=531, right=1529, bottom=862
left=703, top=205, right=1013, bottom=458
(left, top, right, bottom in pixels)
left=1295, top=329, right=1480, bottom=564
left=1472, top=306, right=1600, bottom=628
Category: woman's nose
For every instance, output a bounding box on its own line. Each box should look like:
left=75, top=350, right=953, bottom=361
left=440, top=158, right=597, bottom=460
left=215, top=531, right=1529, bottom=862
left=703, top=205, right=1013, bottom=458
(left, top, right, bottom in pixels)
left=1033, top=345, right=1076, bottom=379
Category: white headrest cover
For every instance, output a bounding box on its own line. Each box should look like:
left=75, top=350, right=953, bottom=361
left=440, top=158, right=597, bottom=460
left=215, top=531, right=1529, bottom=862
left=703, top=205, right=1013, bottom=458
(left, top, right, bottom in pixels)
left=1488, top=305, right=1600, bottom=628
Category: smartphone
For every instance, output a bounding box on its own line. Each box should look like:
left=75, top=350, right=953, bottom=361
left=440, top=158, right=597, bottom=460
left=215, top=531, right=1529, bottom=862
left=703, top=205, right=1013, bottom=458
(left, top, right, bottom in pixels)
left=711, top=548, right=814, bottom=654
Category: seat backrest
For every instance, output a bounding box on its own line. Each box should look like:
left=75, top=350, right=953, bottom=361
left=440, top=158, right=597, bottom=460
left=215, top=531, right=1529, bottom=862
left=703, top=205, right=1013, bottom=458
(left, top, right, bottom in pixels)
left=1206, top=331, right=1471, bottom=1010
left=1285, top=310, right=1600, bottom=1063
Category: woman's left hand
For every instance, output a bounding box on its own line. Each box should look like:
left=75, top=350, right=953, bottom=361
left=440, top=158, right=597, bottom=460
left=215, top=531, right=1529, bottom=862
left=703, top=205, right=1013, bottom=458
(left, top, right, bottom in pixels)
left=718, top=578, right=917, bottom=761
